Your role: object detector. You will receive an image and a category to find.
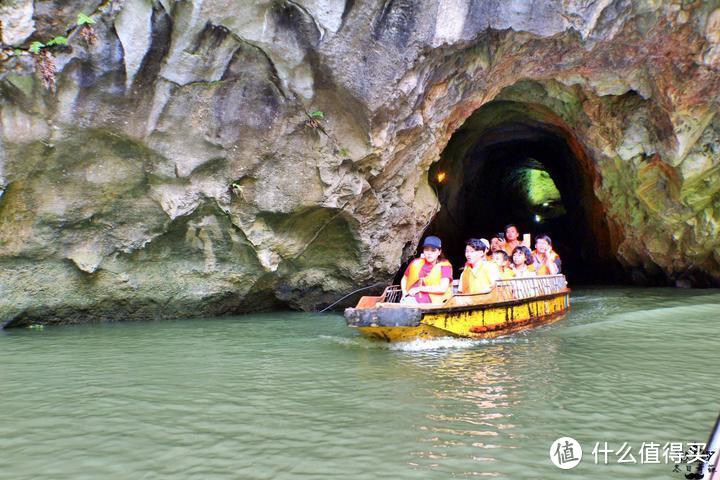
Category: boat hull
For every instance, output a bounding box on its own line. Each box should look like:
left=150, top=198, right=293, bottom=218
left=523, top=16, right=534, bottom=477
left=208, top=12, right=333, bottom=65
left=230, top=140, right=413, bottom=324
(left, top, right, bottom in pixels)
left=346, top=291, right=570, bottom=342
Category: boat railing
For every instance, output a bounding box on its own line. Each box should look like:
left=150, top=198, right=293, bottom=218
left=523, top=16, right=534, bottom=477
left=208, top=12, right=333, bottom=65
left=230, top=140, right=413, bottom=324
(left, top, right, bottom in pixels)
left=379, top=285, right=404, bottom=303
left=496, top=275, right=567, bottom=301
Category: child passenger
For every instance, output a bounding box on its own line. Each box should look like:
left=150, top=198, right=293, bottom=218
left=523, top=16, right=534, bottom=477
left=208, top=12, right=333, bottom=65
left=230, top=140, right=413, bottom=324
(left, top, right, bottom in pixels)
left=492, top=250, right=515, bottom=279
left=510, top=246, right=536, bottom=278
left=459, top=238, right=500, bottom=294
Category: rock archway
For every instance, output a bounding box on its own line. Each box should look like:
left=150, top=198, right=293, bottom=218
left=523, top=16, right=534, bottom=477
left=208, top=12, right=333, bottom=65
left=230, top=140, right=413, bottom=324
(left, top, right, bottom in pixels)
left=422, top=100, right=618, bottom=283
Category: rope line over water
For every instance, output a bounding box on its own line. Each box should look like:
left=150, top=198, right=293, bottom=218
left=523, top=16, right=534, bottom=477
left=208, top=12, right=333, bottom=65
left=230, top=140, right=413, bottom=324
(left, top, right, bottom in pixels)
left=318, top=283, right=387, bottom=313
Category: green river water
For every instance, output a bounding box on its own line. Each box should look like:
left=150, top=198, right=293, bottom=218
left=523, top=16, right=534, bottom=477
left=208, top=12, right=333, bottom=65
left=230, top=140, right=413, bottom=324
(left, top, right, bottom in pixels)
left=1, top=287, right=719, bottom=479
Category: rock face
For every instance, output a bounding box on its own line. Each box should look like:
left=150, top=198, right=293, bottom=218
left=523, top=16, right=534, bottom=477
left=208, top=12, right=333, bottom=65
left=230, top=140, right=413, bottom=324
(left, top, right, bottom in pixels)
left=1, top=0, right=719, bottom=326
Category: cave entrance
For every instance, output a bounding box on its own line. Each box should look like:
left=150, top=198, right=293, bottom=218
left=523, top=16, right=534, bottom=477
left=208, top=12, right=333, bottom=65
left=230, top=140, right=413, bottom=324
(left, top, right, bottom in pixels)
left=421, top=100, right=617, bottom=284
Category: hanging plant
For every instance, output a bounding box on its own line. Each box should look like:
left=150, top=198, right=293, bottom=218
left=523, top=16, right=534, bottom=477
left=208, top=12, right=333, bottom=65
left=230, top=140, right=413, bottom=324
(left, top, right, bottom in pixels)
left=77, top=13, right=97, bottom=46
left=29, top=37, right=66, bottom=91
left=34, top=48, right=57, bottom=91
left=305, top=110, right=325, bottom=129
left=29, top=36, right=67, bottom=91
left=19, top=9, right=100, bottom=91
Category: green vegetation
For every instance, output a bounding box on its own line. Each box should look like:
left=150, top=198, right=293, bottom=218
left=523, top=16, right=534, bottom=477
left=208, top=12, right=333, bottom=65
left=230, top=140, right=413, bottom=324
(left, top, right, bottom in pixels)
left=518, top=167, right=566, bottom=222
left=523, top=168, right=561, bottom=205
left=305, top=110, right=325, bottom=129
left=14, top=12, right=97, bottom=90
left=77, top=13, right=98, bottom=45
left=29, top=41, right=45, bottom=54
left=77, top=13, right=95, bottom=26
left=29, top=36, right=67, bottom=54
left=46, top=36, right=68, bottom=47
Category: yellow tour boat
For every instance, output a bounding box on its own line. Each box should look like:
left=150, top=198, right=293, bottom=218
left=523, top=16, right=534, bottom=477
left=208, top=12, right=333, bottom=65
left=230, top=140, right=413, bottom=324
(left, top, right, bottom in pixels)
left=345, top=275, right=570, bottom=342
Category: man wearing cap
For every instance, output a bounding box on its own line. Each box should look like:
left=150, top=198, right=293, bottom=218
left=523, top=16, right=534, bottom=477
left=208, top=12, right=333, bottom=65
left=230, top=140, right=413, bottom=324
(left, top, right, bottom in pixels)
left=401, top=236, right=453, bottom=304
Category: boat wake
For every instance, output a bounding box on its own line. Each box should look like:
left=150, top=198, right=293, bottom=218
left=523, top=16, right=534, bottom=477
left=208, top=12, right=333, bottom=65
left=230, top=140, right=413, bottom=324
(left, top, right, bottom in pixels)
left=390, top=336, right=526, bottom=352
left=318, top=334, right=528, bottom=352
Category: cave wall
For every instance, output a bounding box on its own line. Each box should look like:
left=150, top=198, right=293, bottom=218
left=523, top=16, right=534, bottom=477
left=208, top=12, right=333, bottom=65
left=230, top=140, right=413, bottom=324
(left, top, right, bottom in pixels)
left=1, top=0, right=719, bottom=325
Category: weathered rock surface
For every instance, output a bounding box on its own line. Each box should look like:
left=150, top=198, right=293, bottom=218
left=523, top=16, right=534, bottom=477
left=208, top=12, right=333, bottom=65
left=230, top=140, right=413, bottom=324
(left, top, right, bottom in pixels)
left=1, top=0, right=719, bottom=326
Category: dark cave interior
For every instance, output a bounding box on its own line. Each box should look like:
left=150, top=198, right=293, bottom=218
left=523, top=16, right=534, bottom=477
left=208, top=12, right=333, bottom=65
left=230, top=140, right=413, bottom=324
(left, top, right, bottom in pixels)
left=406, top=101, right=622, bottom=285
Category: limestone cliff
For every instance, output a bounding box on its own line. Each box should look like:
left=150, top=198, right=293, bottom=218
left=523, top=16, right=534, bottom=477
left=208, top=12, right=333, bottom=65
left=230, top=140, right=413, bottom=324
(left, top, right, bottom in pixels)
left=1, top=0, right=719, bottom=326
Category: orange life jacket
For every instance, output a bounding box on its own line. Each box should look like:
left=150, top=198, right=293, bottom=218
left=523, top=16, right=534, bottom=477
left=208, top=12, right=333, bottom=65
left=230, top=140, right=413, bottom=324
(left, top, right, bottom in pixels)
left=404, top=258, right=453, bottom=304
left=460, top=261, right=499, bottom=294
left=533, top=249, right=560, bottom=275
left=503, top=240, right=520, bottom=256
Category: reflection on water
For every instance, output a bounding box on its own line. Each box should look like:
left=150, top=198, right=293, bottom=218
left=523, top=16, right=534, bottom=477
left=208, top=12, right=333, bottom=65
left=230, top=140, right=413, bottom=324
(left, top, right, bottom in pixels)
left=387, top=333, right=564, bottom=476
left=1, top=288, right=719, bottom=479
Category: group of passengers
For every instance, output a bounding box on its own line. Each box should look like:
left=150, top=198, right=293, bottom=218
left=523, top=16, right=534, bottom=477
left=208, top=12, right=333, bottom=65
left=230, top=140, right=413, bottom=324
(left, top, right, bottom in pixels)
left=401, top=224, right=562, bottom=304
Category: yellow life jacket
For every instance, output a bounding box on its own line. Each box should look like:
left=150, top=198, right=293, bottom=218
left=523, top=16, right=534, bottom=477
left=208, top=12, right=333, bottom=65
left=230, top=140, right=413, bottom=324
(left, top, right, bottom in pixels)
left=404, top=258, right=453, bottom=304
left=460, top=262, right=499, bottom=294
left=533, top=249, right=560, bottom=275
left=498, top=267, right=515, bottom=280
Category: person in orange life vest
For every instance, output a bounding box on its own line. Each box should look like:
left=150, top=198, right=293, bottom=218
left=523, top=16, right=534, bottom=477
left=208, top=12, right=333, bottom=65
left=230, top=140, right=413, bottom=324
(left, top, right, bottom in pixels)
left=499, top=224, right=521, bottom=256
left=492, top=250, right=515, bottom=279
left=510, top=245, right=536, bottom=278
left=532, top=234, right=561, bottom=275
left=459, top=238, right=500, bottom=294
left=400, top=236, right=453, bottom=304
